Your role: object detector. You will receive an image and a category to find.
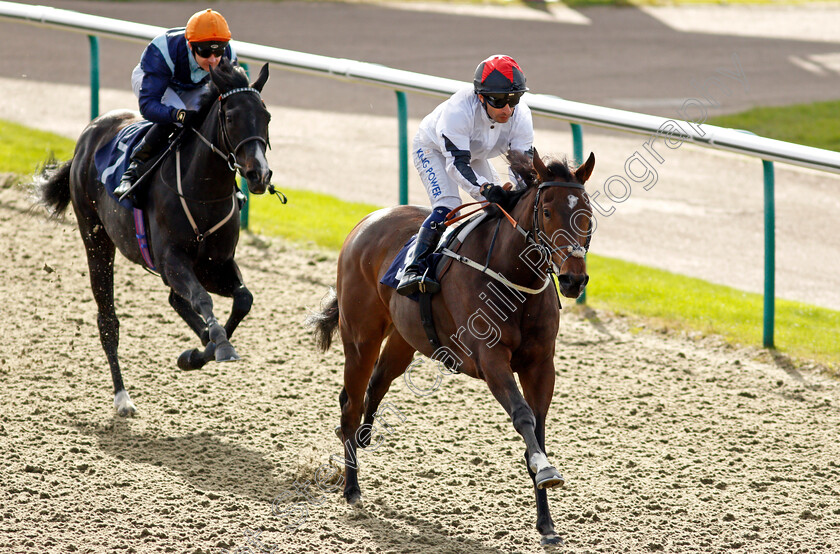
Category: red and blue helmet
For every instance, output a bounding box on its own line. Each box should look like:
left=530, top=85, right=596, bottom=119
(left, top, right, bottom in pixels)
left=473, top=55, right=528, bottom=95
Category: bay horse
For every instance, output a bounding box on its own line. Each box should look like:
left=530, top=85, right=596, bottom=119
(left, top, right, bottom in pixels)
left=37, top=58, right=272, bottom=417
left=310, top=150, right=595, bottom=546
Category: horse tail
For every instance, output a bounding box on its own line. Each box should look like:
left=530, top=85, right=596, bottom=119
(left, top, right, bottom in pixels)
left=306, top=287, right=340, bottom=352
left=36, top=157, right=73, bottom=218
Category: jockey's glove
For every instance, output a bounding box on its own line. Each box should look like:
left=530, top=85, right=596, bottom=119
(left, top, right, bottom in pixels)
left=172, top=108, right=200, bottom=128
left=481, top=183, right=516, bottom=211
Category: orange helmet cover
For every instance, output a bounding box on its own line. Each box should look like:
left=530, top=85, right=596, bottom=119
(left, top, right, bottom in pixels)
left=185, top=9, right=231, bottom=43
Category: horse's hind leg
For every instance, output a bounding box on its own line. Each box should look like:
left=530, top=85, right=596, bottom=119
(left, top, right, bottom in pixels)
left=358, top=332, right=415, bottom=448
left=75, top=210, right=136, bottom=416
left=337, top=316, right=387, bottom=505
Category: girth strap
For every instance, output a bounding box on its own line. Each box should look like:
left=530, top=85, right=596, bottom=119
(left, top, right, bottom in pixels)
left=419, top=292, right=442, bottom=350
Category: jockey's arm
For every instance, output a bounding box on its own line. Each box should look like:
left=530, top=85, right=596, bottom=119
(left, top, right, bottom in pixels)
left=137, top=44, right=180, bottom=124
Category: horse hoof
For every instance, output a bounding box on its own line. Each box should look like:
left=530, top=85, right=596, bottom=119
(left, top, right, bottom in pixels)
left=535, top=467, right=565, bottom=489
left=540, top=533, right=564, bottom=547
left=114, top=390, right=137, bottom=417
left=344, top=488, right=362, bottom=505
left=215, top=342, right=240, bottom=362
left=178, top=348, right=208, bottom=371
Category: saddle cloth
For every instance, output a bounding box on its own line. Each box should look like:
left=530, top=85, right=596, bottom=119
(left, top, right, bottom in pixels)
left=93, top=120, right=153, bottom=209
left=380, top=210, right=489, bottom=301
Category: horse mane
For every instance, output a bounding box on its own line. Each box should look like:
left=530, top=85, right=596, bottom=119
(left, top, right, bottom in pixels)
left=194, top=58, right=251, bottom=118
left=506, top=150, right=575, bottom=190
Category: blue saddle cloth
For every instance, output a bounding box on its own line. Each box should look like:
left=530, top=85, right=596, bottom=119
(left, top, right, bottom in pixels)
left=380, top=235, right=443, bottom=302
left=93, top=120, right=153, bottom=209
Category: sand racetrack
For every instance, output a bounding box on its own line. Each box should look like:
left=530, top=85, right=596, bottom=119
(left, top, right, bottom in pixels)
left=1, top=181, right=840, bottom=554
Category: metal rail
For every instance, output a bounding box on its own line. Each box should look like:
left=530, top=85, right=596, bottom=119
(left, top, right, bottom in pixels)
left=5, top=1, right=830, bottom=347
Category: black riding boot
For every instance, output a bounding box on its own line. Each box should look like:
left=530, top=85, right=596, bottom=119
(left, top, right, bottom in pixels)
left=115, top=123, right=174, bottom=199
left=396, top=225, right=443, bottom=296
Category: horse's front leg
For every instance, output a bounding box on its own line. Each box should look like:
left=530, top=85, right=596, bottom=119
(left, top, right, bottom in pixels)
left=169, top=290, right=210, bottom=344
left=168, top=259, right=253, bottom=348
left=519, top=362, right=563, bottom=546
left=481, top=355, right=563, bottom=545
left=162, top=254, right=239, bottom=368
left=210, top=260, right=253, bottom=340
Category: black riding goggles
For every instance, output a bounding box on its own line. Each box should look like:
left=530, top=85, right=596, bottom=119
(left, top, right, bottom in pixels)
left=483, top=92, right=524, bottom=109
left=191, top=41, right=228, bottom=59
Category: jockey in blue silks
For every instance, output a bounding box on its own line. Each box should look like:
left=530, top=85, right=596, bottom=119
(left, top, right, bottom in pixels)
left=115, top=8, right=237, bottom=198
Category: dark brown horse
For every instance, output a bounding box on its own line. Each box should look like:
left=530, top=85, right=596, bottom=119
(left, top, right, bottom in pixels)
left=37, top=58, right=272, bottom=417
left=310, top=150, right=595, bottom=546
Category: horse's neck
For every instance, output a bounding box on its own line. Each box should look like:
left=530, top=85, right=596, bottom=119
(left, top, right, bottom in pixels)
left=177, top=109, right=236, bottom=194
left=472, top=188, right=546, bottom=285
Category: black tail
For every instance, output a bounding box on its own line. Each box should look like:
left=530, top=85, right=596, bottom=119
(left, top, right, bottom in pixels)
left=36, top=157, right=73, bottom=218
left=306, top=287, right=339, bottom=352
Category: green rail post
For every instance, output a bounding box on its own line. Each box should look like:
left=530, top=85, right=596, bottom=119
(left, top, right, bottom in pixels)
left=763, top=159, right=775, bottom=348
left=239, top=62, right=250, bottom=229
left=571, top=122, right=586, bottom=305
left=396, top=91, right=409, bottom=205
left=736, top=130, right=776, bottom=348
left=87, top=35, right=99, bottom=120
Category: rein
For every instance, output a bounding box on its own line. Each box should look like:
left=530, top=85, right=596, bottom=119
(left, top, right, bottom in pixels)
left=440, top=181, right=591, bottom=295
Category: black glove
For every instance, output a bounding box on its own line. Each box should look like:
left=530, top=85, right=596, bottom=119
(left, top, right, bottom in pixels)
left=481, top=183, right=515, bottom=210
left=172, top=108, right=200, bottom=128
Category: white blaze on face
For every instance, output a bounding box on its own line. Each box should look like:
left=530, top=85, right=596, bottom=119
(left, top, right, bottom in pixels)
left=567, top=194, right=578, bottom=210
left=253, top=146, right=269, bottom=177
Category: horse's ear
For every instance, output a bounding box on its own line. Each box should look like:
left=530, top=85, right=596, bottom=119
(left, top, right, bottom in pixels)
left=251, top=63, right=270, bottom=93
left=532, top=148, right=550, bottom=182
left=575, top=152, right=595, bottom=184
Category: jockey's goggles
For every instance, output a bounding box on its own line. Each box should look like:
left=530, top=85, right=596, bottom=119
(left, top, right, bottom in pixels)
left=191, top=41, right=228, bottom=59
left=483, top=92, right=523, bottom=109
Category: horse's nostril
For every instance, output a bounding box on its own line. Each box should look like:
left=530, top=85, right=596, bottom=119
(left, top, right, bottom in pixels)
left=558, top=274, right=586, bottom=289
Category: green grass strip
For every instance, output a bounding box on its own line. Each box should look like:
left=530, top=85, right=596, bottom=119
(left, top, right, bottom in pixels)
left=246, top=188, right=381, bottom=251
left=709, top=100, right=840, bottom=152
left=0, top=119, right=75, bottom=176
left=584, top=255, right=839, bottom=370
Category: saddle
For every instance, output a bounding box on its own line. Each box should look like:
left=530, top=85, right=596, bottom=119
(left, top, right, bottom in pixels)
left=93, top=120, right=154, bottom=210
left=380, top=210, right=490, bottom=356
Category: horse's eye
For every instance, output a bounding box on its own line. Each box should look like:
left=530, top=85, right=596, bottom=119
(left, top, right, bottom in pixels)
left=225, top=114, right=233, bottom=124
left=543, top=209, right=550, bottom=218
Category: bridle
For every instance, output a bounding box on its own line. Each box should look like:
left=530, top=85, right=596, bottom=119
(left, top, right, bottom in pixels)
left=190, top=86, right=269, bottom=175
left=218, top=86, right=270, bottom=170
left=528, top=181, right=592, bottom=264
left=169, top=86, right=272, bottom=242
